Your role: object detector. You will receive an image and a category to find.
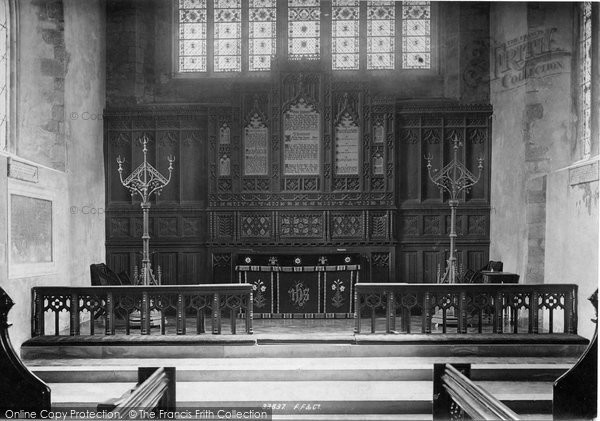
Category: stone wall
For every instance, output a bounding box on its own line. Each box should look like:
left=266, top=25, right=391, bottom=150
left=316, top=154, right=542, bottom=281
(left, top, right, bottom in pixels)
left=490, top=3, right=599, bottom=338
left=0, top=0, right=105, bottom=350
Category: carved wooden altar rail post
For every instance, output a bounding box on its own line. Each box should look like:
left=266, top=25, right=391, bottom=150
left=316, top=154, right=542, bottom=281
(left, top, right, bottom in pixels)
left=31, top=285, right=254, bottom=337
left=354, top=283, right=579, bottom=335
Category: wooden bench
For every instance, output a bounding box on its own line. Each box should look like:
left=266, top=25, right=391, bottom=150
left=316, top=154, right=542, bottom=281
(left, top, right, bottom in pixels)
left=98, top=367, right=176, bottom=417
left=1, top=286, right=177, bottom=419
left=433, top=289, right=598, bottom=420
left=0, top=287, right=50, bottom=417
left=433, top=363, right=519, bottom=420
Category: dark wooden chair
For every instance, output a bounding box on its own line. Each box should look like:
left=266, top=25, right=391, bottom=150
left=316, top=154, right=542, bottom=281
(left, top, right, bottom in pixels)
left=90, top=263, right=130, bottom=286
left=459, top=268, right=482, bottom=284
left=479, top=260, right=504, bottom=272
left=90, top=264, right=132, bottom=319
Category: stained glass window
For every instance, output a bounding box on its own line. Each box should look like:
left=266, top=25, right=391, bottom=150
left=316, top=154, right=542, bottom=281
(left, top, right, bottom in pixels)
left=332, top=0, right=360, bottom=70
left=367, top=1, right=395, bottom=70
left=402, top=1, right=431, bottom=69
left=178, top=0, right=207, bottom=72
left=249, top=0, right=276, bottom=71
left=214, top=0, right=241, bottom=72
left=288, top=0, right=320, bottom=60
left=580, top=2, right=592, bottom=159
left=0, top=0, right=8, bottom=151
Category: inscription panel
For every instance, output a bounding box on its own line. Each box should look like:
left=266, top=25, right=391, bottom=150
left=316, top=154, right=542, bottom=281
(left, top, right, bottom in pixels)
left=335, top=113, right=359, bottom=175
left=284, top=99, right=321, bottom=176
left=244, top=114, right=269, bottom=176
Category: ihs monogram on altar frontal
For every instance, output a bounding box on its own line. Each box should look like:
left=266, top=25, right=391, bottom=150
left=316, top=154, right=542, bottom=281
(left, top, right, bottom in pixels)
left=288, top=280, right=310, bottom=309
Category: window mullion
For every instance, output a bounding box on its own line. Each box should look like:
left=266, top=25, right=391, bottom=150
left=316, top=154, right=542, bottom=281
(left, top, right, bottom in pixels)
left=278, top=0, right=287, bottom=62
left=591, top=3, right=599, bottom=156
left=359, top=1, right=367, bottom=72
left=395, top=0, right=402, bottom=71
left=322, top=0, right=331, bottom=69
left=242, top=1, right=249, bottom=73
left=208, top=0, right=214, bottom=74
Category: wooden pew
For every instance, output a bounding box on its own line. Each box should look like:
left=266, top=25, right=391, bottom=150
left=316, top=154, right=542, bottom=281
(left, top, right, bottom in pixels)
left=433, top=290, right=598, bottom=421
left=0, top=287, right=51, bottom=417
left=98, top=367, right=176, bottom=417
left=433, top=363, right=519, bottom=421
left=553, top=289, right=598, bottom=420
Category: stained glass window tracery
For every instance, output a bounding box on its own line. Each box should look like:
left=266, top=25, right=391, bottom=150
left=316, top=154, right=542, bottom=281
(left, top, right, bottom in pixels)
left=367, top=1, right=395, bottom=70
left=178, top=0, right=207, bottom=72
left=176, top=1, right=434, bottom=74
left=580, top=2, right=592, bottom=159
left=288, top=0, right=320, bottom=60
left=214, top=0, right=241, bottom=72
left=249, top=0, right=276, bottom=71
left=332, top=0, right=360, bottom=70
left=402, top=1, right=431, bottom=69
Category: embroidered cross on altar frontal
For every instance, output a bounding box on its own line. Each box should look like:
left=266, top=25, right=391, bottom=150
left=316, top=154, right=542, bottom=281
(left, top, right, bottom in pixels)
left=236, top=254, right=360, bottom=318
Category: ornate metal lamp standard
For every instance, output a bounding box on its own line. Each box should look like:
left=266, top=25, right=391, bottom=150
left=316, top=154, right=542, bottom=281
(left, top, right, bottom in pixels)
left=117, top=134, right=175, bottom=286
left=425, top=136, right=483, bottom=284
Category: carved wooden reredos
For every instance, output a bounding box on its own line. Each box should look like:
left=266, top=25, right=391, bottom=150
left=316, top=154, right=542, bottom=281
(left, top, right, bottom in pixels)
left=104, top=66, right=492, bottom=285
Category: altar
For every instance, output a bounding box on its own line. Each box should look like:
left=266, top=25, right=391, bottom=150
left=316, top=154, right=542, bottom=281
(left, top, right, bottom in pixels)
left=235, top=254, right=361, bottom=318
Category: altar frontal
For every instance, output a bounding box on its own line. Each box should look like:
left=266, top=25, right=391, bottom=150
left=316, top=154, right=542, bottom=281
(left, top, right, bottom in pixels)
left=236, top=254, right=361, bottom=318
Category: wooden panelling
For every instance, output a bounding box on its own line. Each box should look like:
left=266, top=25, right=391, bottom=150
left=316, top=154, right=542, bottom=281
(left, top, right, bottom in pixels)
left=108, top=253, right=130, bottom=275
left=180, top=252, right=205, bottom=284
left=105, top=107, right=210, bottom=285
left=105, top=99, right=491, bottom=284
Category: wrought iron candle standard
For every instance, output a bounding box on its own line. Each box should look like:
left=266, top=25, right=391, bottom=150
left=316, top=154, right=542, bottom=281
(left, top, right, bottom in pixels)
left=425, top=136, right=483, bottom=283
left=117, top=134, right=175, bottom=285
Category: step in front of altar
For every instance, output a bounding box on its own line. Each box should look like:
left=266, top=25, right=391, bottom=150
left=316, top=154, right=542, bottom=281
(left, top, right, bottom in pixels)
left=27, top=357, right=574, bottom=418
left=21, top=333, right=589, bottom=360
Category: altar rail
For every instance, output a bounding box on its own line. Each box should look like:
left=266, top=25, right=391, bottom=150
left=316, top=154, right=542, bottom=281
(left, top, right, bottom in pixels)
left=354, top=283, right=578, bottom=334
left=31, top=285, right=253, bottom=336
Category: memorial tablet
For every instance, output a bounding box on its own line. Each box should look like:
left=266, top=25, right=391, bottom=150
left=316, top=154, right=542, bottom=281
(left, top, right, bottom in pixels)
left=10, top=195, right=52, bottom=264
left=283, top=98, right=320, bottom=176
left=244, top=114, right=269, bottom=176
left=335, top=113, right=359, bottom=175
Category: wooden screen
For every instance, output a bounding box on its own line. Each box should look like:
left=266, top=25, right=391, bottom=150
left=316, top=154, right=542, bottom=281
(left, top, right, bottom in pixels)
left=104, top=77, right=491, bottom=285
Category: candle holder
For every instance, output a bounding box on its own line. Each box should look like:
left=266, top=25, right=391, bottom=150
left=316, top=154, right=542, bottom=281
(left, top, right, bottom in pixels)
left=117, top=134, right=175, bottom=285
left=425, top=135, right=483, bottom=284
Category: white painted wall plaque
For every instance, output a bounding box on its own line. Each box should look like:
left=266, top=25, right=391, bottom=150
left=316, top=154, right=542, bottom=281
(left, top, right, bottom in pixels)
left=283, top=98, right=320, bottom=176
left=335, top=113, right=359, bottom=175
left=10, top=194, right=52, bottom=264
left=8, top=158, right=39, bottom=183
left=244, top=114, right=269, bottom=176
